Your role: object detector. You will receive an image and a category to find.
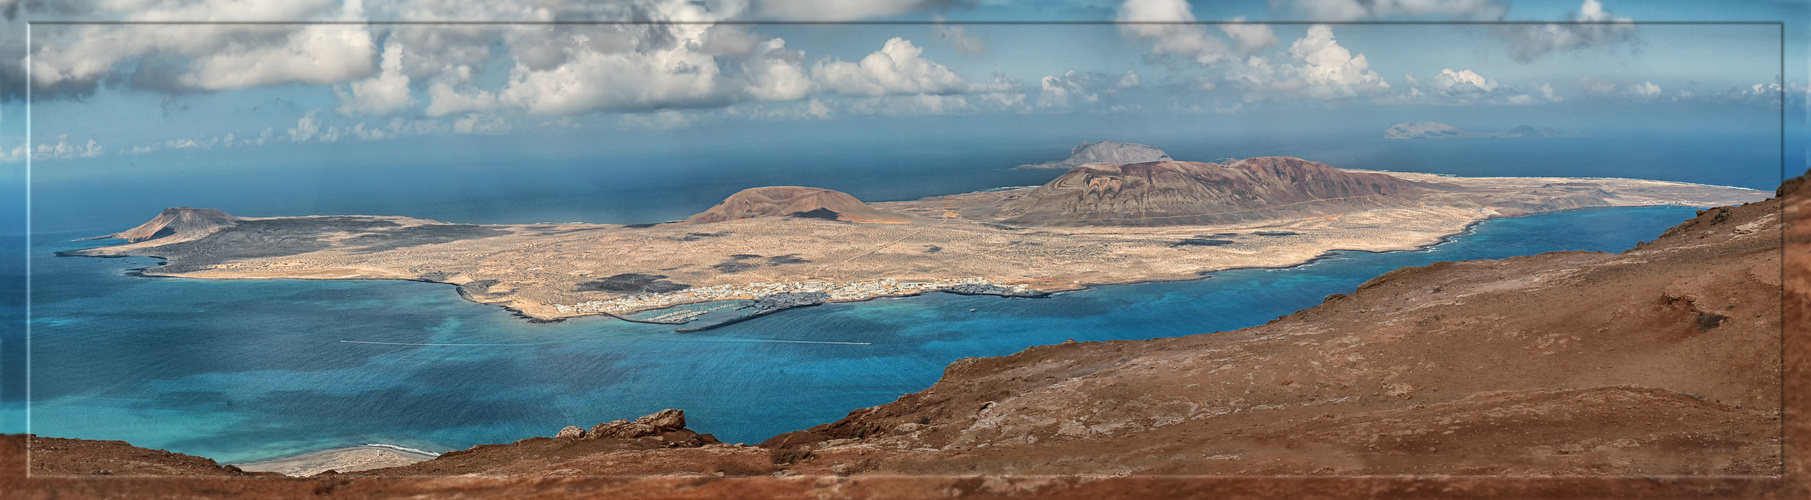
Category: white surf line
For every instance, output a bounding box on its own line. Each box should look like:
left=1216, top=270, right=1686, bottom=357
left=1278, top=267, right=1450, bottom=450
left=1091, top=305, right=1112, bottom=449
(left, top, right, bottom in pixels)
left=660, top=338, right=872, bottom=346
left=338, top=340, right=556, bottom=347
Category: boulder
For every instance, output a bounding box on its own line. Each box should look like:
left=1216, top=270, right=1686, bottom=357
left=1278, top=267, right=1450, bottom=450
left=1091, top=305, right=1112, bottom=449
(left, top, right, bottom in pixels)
left=636, top=409, right=687, bottom=431
left=555, top=426, right=586, bottom=439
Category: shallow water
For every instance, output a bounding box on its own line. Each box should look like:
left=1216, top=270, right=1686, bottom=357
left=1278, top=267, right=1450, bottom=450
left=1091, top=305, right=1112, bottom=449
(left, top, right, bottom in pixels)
left=19, top=205, right=1696, bottom=463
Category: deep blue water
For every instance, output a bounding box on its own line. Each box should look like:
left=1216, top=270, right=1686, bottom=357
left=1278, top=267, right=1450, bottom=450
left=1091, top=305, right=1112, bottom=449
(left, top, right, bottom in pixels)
left=19, top=205, right=1697, bottom=464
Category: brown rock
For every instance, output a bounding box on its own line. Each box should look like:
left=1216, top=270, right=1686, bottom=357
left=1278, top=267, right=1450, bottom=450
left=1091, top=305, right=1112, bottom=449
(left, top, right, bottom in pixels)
left=554, top=426, right=586, bottom=439
left=635, top=409, right=686, bottom=431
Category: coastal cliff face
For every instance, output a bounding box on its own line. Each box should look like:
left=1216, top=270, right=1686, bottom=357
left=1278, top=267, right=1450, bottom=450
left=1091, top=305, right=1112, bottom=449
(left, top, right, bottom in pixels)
left=1015, top=141, right=1173, bottom=170
left=998, top=157, right=1426, bottom=226
left=683, top=186, right=907, bottom=224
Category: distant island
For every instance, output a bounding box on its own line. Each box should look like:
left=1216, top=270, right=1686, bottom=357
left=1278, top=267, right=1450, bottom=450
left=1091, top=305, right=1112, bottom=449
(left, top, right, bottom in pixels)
left=1014, top=140, right=1172, bottom=169
left=67, top=152, right=1764, bottom=327
left=1385, top=121, right=1575, bottom=139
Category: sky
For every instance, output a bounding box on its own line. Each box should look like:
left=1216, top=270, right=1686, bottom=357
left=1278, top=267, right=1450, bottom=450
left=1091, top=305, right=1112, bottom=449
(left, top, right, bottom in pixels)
left=0, top=0, right=1807, bottom=221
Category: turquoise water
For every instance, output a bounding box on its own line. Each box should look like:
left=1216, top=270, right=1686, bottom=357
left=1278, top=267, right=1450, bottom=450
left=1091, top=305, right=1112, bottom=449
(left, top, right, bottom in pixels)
left=20, top=205, right=1696, bottom=463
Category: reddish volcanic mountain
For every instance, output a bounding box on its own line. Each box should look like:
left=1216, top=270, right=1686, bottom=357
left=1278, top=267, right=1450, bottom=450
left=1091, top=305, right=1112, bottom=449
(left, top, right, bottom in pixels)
left=683, top=186, right=907, bottom=224
left=106, top=207, right=238, bottom=242
left=997, top=157, right=1427, bottom=226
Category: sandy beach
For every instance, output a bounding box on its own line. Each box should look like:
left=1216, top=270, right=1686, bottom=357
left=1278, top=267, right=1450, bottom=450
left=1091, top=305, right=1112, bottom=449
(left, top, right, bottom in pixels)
left=234, top=445, right=438, bottom=477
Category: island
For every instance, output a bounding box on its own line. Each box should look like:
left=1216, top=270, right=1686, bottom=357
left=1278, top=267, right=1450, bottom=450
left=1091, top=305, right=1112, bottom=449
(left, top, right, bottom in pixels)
left=66, top=154, right=1765, bottom=328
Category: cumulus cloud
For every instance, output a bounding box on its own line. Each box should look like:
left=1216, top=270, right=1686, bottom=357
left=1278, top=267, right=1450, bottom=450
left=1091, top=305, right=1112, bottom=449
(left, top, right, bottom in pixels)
left=288, top=109, right=325, bottom=142
left=1221, top=18, right=1280, bottom=56
left=181, top=25, right=377, bottom=90
left=1268, top=0, right=1507, bottom=21
left=498, top=25, right=736, bottom=114
left=1538, top=82, right=1560, bottom=101
left=1501, top=0, right=1636, bottom=62
left=335, top=40, right=417, bottom=116
left=741, top=38, right=815, bottom=101
left=0, top=144, right=25, bottom=163
left=1232, top=25, right=1388, bottom=99
left=452, top=113, right=511, bottom=134
left=1038, top=70, right=1102, bottom=108
left=33, top=135, right=105, bottom=159
left=1117, top=70, right=1142, bottom=89
left=1116, top=0, right=1248, bottom=65
left=1431, top=68, right=1497, bottom=94
left=811, top=37, right=968, bottom=97
left=1625, top=81, right=1661, bottom=97
left=27, top=0, right=371, bottom=97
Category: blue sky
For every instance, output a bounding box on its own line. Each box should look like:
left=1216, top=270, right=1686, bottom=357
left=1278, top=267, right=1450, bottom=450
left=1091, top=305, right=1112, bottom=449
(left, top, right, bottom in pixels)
left=0, top=0, right=1806, bottom=225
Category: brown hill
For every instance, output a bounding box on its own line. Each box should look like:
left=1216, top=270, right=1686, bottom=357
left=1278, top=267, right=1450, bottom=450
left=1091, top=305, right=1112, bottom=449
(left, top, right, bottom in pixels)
left=107, top=207, right=238, bottom=242
left=996, top=157, right=1425, bottom=226
left=759, top=178, right=1795, bottom=476
left=682, top=186, right=907, bottom=224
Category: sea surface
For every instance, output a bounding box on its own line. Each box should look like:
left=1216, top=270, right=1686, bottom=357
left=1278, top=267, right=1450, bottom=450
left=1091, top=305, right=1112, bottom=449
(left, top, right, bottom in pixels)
left=22, top=204, right=1698, bottom=464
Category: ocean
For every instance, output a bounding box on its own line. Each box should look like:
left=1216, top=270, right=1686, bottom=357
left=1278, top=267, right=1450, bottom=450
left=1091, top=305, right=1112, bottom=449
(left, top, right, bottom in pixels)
left=5, top=131, right=1777, bottom=463
left=20, top=204, right=1698, bottom=464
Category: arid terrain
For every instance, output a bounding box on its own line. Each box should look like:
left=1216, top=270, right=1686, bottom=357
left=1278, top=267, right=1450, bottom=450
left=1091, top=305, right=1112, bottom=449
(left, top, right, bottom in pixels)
left=66, top=158, right=1761, bottom=326
left=7, top=171, right=1805, bottom=499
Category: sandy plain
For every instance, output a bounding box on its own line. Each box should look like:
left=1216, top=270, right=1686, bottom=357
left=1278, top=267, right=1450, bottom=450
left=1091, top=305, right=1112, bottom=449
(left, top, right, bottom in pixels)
left=72, top=171, right=1764, bottom=324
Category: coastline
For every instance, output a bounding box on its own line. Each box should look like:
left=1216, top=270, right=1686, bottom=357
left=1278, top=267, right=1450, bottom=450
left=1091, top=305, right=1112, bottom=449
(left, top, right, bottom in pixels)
left=233, top=444, right=438, bottom=477
left=70, top=205, right=1703, bottom=331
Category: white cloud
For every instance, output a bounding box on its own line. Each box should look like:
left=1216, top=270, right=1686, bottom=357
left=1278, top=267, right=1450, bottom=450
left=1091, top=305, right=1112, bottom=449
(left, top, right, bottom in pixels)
left=452, top=113, right=511, bottom=134
left=844, top=94, right=975, bottom=116
left=811, top=37, right=969, bottom=97
left=1432, top=68, right=1498, bottom=94
left=1502, top=0, right=1636, bottom=62
left=1116, top=0, right=1235, bottom=65
left=806, top=99, right=833, bottom=119
left=0, top=144, right=25, bottom=163
left=33, top=135, right=105, bottom=159
left=335, top=40, right=417, bottom=116
left=1537, top=82, right=1560, bottom=101
left=180, top=24, right=378, bottom=90
left=1270, top=0, right=1507, bottom=21
left=1117, top=70, right=1142, bottom=89
left=424, top=78, right=499, bottom=118
left=1220, top=18, right=1279, bottom=56
left=1038, top=70, right=1101, bottom=108
left=288, top=110, right=324, bottom=142
left=1625, top=81, right=1661, bottom=97
left=499, top=29, right=733, bottom=114
left=741, top=38, right=814, bottom=101
left=620, top=110, right=704, bottom=130
left=1233, top=24, right=1388, bottom=99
